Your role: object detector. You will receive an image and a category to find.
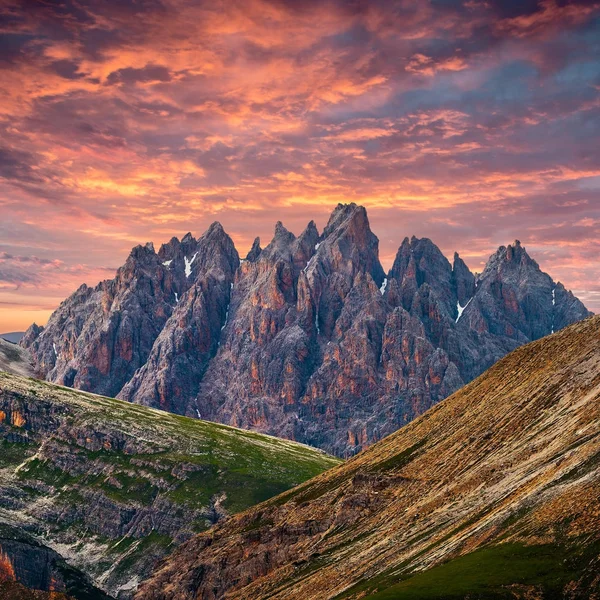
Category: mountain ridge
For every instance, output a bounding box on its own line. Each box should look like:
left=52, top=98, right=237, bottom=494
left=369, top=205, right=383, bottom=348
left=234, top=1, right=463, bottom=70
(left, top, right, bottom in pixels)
left=20, top=204, right=591, bottom=456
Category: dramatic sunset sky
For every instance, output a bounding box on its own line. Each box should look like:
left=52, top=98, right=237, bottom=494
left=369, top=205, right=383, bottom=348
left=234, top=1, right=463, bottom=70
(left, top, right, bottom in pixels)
left=1, top=0, right=599, bottom=332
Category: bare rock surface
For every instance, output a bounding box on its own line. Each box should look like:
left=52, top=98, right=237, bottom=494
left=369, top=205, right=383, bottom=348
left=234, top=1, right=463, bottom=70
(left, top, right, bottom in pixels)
left=0, top=524, right=109, bottom=599
left=22, top=205, right=591, bottom=456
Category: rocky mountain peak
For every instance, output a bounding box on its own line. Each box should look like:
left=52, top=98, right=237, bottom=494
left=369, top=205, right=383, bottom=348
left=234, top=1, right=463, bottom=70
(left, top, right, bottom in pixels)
left=20, top=205, right=592, bottom=457
left=128, top=241, right=157, bottom=262
left=246, top=237, right=262, bottom=262
left=388, top=235, right=455, bottom=316
left=483, top=239, right=538, bottom=276
left=298, top=219, right=319, bottom=243
left=263, top=221, right=296, bottom=259
left=452, top=252, right=476, bottom=307
left=21, top=322, right=43, bottom=348
left=181, top=232, right=195, bottom=243
left=322, top=202, right=367, bottom=240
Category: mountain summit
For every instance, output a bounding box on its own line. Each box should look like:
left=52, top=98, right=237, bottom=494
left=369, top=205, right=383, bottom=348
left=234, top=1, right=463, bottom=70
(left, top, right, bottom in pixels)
left=21, top=205, right=590, bottom=456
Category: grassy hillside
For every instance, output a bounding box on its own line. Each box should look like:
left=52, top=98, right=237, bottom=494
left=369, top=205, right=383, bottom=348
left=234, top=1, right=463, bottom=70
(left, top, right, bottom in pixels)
left=0, top=372, right=340, bottom=597
left=137, top=316, right=600, bottom=600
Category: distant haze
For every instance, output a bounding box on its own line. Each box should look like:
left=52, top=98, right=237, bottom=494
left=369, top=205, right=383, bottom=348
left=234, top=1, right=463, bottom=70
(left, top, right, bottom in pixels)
left=0, top=333, right=25, bottom=344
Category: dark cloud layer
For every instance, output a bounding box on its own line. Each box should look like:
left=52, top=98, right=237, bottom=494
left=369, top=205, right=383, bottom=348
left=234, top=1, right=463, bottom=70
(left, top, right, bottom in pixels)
left=0, top=0, right=599, bottom=330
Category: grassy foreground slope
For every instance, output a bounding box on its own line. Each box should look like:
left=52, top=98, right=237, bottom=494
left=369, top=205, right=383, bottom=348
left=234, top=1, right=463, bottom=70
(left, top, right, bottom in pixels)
left=138, top=315, right=600, bottom=600
left=0, top=373, right=340, bottom=597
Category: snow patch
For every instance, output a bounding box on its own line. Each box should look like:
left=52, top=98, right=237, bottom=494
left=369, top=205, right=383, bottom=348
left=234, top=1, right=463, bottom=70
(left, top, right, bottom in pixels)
left=551, top=286, right=556, bottom=333
left=162, top=260, right=172, bottom=267
left=174, top=292, right=179, bottom=303
left=380, top=278, right=387, bottom=295
left=456, top=298, right=472, bottom=323
left=315, top=242, right=320, bottom=250
left=52, top=343, right=58, bottom=358
left=184, top=253, right=198, bottom=278
left=304, top=255, right=316, bottom=273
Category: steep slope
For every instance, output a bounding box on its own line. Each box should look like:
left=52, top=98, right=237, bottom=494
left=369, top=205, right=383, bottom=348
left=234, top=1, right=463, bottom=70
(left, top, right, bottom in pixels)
left=0, top=373, right=340, bottom=597
left=138, top=315, right=600, bottom=600
left=118, top=223, right=239, bottom=414
left=0, top=339, right=33, bottom=378
left=453, top=240, right=591, bottom=380
left=21, top=224, right=238, bottom=399
left=0, top=524, right=109, bottom=600
left=21, top=205, right=591, bottom=456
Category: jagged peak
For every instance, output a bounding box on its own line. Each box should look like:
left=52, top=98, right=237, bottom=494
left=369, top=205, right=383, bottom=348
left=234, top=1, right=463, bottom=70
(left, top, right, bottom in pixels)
left=452, top=252, right=472, bottom=270
left=260, top=221, right=296, bottom=261
left=483, top=240, right=539, bottom=274
left=298, top=219, right=319, bottom=240
left=246, top=237, right=262, bottom=262
left=25, top=322, right=43, bottom=334
left=274, top=220, right=292, bottom=237
left=158, top=236, right=181, bottom=258
left=20, top=322, right=44, bottom=348
left=181, top=232, right=195, bottom=243
left=128, top=242, right=157, bottom=261
left=391, top=235, right=449, bottom=271
left=323, top=203, right=367, bottom=238
left=206, top=221, right=225, bottom=236
left=200, top=221, right=232, bottom=247
left=268, top=221, right=296, bottom=246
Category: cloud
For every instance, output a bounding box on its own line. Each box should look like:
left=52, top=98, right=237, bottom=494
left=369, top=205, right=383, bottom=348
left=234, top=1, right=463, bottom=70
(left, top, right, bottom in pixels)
left=106, top=63, right=172, bottom=85
left=0, top=0, right=598, bottom=328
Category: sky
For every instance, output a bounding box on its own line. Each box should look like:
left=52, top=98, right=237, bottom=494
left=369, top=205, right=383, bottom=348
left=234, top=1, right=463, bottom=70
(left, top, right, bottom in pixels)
left=1, top=0, right=599, bottom=332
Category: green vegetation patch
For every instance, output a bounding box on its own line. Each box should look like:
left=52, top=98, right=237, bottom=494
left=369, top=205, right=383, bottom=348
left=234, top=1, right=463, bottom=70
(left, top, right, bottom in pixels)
left=364, top=542, right=584, bottom=599
left=0, top=440, right=36, bottom=466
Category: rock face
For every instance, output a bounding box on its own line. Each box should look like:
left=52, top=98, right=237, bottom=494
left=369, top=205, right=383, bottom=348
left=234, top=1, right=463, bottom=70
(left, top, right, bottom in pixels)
left=21, top=205, right=591, bottom=456
left=0, top=372, right=339, bottom=598
left=118, top=224, right=239, bottom=413
left=137, top=315, right=600, bottom=600
left=21, top=226, right=239, bottom=400
left=0, top=524, right=109, bottom=600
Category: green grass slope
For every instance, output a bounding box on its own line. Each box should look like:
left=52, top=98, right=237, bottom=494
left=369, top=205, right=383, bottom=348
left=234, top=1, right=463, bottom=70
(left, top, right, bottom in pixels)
left=0, top=372, right=340, bottom=597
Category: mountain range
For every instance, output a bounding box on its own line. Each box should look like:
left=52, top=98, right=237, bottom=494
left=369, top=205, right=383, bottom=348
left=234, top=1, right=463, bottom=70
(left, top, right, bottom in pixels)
left=20, top=204, right=591, bottom=456
left=138, top=314, right=600, bottom=600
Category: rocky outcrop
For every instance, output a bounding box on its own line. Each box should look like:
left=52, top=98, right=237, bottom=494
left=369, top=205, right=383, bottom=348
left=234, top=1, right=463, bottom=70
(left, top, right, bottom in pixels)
left=117, top=224, right=239, bottom=413
left=22, top=205, right=591, bottom=456
left=137, top=315, right=600, bottom=600
left=22, top=244, right=180, bottom=397
left=0, top=372, right=339, bottom=598
left=0, top=525, right=109, bottom=600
